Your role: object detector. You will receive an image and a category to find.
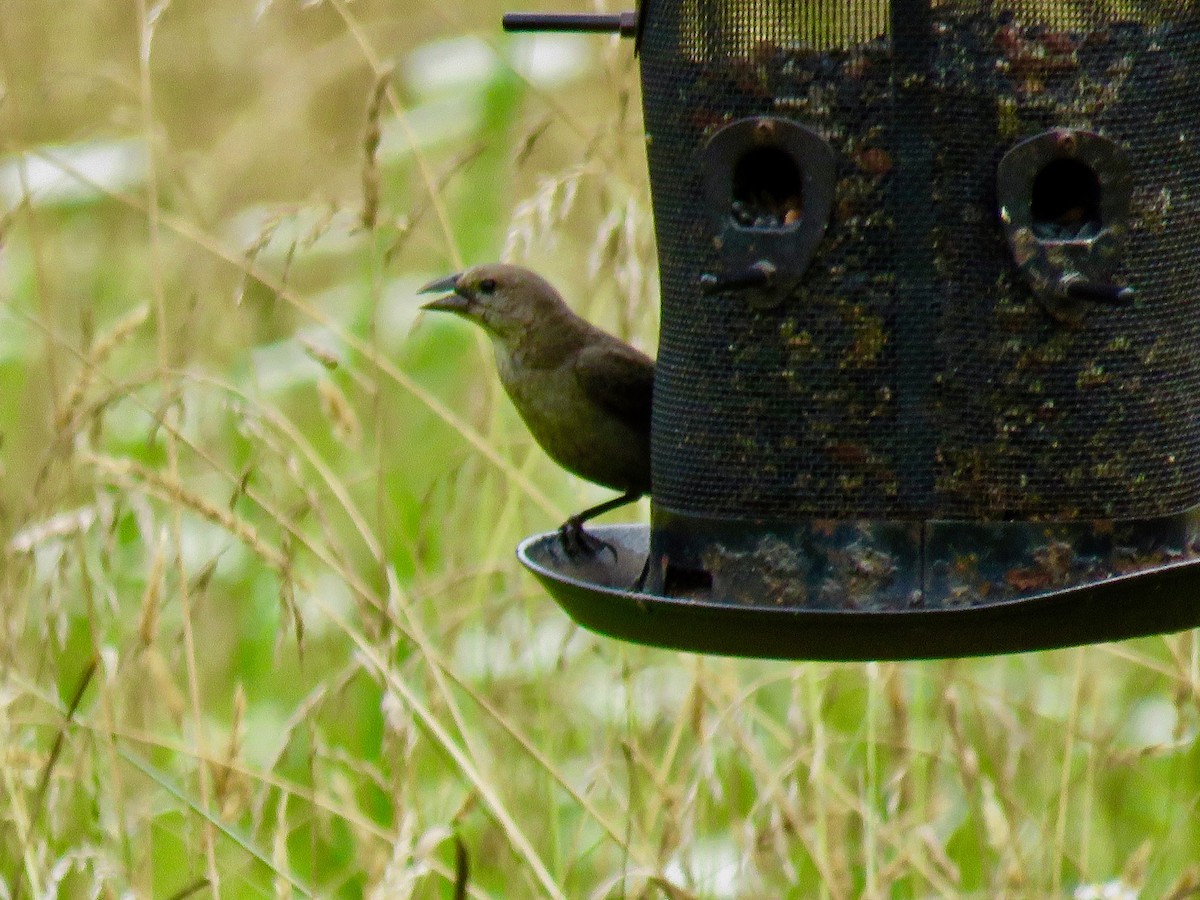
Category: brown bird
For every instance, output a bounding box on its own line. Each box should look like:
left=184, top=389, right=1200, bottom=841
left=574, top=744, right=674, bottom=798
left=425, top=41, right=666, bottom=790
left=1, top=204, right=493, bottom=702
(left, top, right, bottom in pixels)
left=420, top=264, right=653, bottom=556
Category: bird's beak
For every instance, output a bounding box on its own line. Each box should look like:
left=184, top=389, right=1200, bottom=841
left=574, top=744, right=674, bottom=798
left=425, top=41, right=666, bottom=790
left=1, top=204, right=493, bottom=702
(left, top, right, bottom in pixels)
left=419, top=272, right=471, bottom=314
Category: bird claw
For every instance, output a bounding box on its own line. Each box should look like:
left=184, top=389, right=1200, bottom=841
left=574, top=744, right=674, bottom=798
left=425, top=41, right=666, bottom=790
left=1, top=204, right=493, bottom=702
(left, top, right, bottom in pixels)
left=558, top=518, right=618, bottom=562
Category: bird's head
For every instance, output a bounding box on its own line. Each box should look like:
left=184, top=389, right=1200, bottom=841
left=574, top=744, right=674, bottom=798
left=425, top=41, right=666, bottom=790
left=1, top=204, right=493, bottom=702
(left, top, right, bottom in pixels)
left=419, top=264, right=568, bottom=346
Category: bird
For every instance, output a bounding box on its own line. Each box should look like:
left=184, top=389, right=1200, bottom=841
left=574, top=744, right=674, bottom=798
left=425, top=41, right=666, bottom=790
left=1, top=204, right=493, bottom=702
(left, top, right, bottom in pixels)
left=419, top=264, right=653, bottom=557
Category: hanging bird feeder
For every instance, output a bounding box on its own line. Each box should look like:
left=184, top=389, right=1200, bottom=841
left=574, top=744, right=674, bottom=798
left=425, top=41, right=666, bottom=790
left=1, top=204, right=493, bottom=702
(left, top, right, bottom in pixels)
left=504, top=0, right=1200, bottom=660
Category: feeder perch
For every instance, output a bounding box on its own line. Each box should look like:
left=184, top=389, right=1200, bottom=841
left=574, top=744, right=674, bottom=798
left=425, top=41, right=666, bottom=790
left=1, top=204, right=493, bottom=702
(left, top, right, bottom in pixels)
left=504, top=1, right=1200, bottom=660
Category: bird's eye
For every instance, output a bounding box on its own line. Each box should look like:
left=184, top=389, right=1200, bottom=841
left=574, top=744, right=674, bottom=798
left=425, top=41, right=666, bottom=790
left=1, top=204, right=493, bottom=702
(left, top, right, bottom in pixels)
left=479, top=278, right=497, bottom=295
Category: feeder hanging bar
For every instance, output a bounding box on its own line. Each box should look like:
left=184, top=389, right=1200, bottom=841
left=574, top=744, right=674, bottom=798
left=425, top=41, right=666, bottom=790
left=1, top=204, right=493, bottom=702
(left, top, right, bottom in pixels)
left=502, top=11, right=637, bottom=37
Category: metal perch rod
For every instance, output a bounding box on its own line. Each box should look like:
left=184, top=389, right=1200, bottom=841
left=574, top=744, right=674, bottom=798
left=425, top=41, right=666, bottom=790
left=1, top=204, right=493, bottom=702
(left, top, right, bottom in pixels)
left=502, top=11, right=637, bottom=36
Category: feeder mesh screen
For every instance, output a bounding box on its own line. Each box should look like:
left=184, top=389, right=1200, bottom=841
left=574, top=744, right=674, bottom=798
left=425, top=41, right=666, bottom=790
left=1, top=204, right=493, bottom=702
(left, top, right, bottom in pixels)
left=643, top=0, right=1200, bottom=521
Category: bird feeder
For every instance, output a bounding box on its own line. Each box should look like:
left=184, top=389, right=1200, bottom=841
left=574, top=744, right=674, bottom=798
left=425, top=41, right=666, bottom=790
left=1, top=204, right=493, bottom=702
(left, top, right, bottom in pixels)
left=506, top=0, right=1200, bottom=659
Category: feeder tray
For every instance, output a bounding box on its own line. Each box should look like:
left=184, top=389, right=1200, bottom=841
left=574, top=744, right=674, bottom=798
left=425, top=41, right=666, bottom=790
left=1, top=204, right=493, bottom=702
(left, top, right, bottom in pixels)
left=504, top=1, right=1200, bottom=659
left=518, top=522, right=1200, bottom=660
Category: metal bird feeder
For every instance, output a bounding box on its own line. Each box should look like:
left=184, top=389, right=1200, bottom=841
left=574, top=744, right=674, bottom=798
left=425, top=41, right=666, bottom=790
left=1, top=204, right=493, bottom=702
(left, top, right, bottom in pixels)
left=505, top=0, right=1200, bottom=659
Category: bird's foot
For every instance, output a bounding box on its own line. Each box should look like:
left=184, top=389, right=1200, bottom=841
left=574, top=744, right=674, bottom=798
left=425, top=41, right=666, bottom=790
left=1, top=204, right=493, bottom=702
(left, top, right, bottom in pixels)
left=558, top=517, right=618, bottom=562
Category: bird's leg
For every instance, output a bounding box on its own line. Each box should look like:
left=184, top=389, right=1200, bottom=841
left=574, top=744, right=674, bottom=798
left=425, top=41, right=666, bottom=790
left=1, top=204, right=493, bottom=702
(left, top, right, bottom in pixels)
left=631, top=555, right=651, bottom=594
left=559, top=491, right=642, bottom=561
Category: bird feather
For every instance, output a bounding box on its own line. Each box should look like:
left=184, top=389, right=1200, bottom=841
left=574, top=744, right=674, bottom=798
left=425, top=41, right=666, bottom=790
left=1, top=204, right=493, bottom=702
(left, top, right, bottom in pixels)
left=573, top=340, right=654, bottom=435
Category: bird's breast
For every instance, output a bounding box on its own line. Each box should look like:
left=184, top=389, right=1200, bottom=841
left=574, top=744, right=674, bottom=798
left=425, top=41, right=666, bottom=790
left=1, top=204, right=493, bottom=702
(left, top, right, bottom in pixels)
left=496, top=351, right=650, bottom=494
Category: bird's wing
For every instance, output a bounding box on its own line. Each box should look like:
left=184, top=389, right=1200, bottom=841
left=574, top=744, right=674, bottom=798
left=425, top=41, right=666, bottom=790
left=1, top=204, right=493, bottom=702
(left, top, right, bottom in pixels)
left=573, top=338, right=654, bottom=434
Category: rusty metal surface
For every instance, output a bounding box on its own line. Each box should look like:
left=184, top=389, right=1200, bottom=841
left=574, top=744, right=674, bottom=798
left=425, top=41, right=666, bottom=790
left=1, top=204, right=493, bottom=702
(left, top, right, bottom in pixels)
left=646, top=505, right=1200, bottom=608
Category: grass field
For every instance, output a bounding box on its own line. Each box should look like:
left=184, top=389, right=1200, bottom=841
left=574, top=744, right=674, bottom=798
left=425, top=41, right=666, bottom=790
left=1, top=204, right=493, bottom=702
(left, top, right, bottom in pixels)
left=0, top=1, right=1198, bottom=897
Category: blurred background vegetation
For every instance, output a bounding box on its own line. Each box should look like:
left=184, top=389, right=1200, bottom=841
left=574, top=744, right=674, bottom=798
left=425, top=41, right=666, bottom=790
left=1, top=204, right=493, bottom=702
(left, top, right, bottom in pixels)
left=0, top=0, right=1197, bottom=897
